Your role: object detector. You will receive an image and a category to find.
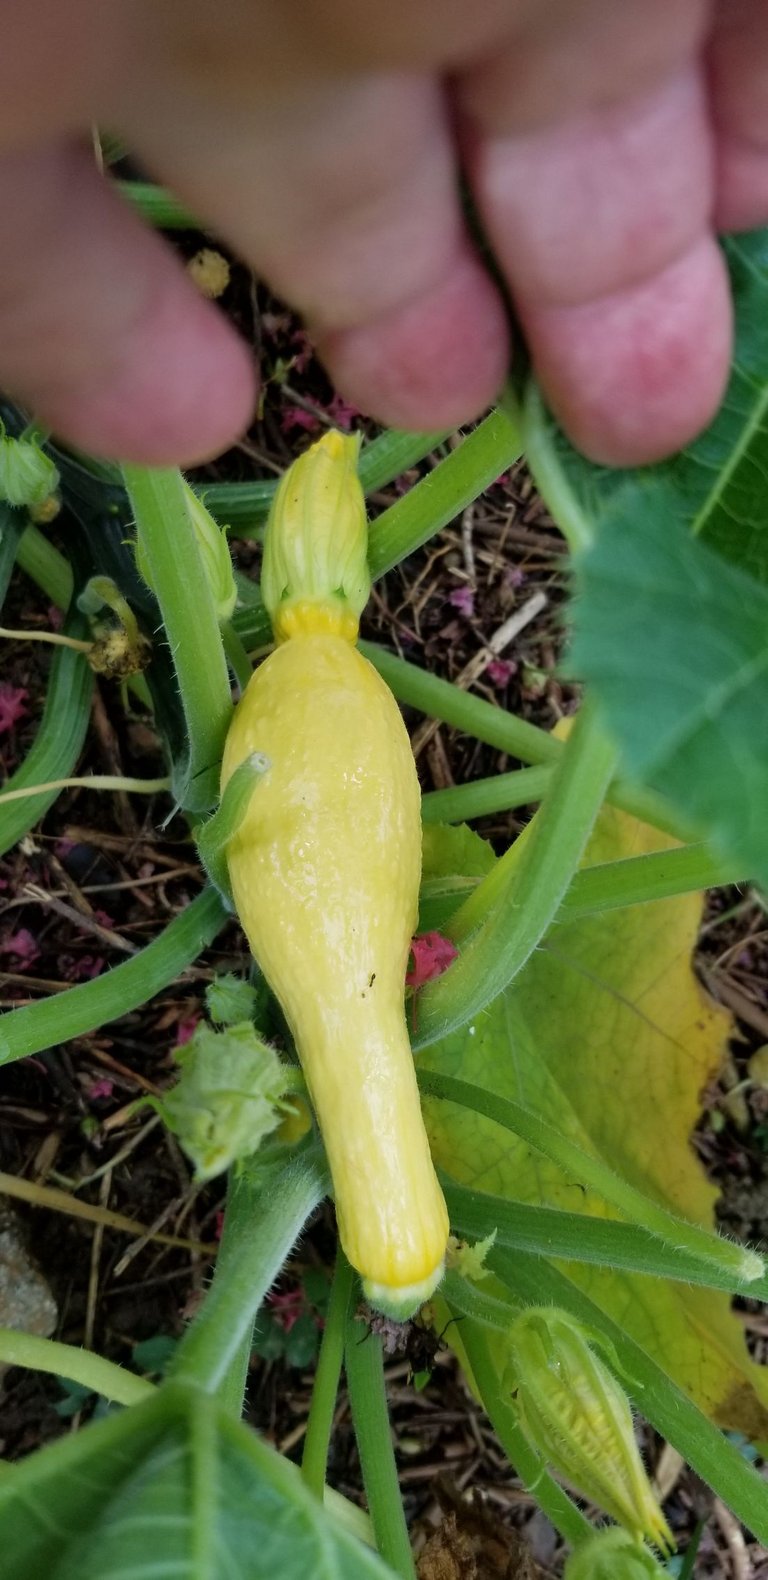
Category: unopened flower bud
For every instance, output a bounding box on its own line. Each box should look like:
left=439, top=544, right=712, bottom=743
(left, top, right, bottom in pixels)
left=0, top=432, right=59, bottom=510
left=261, top=429, right=369, bottom=643
left=564, top=1528, right=670, bottom=1580
left=505, top=1308, right=673, bottom=1553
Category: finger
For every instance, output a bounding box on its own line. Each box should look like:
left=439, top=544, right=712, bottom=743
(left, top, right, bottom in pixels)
left=458, top=16, right=731, bottom=464
left=523, top=239, right=732, bottom=466
left=0, top=141, right=255, bottom=464
left=709, top=0, right=768, bottom=232
left=122, top=73, right=509, bottom=432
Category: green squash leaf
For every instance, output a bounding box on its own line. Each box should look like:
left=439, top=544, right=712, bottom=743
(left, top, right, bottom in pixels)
left=420, top=806, right=768, bottom=1439
left=570, top=509, right=768, bottom=887
left=0, top=1382, right=391, bottom=1580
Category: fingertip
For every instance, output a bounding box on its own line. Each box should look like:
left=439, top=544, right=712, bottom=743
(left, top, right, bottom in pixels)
left=521, top=236, right=732, bottom=466
left=42, top=280, right=258, bottom=466
left=316, top=250, right=510, bottom=433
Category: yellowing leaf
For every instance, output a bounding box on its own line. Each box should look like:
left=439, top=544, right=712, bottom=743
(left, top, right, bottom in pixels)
left=421, top=801, right=768, bottom=1436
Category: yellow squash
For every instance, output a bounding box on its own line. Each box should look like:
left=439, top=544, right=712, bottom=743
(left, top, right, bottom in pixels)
left=222, top=432, right=449, bottom=1314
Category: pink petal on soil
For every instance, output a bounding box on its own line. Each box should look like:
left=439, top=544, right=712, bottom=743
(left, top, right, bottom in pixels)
left=280, top=405, right=320, bottom=436
left=486, top=658, right=517, bottom=687
left=87, top=1077, right=114, bottom=1101
left=447, top=586, right=475, bottom=618
left=62, top=954, right=105, bottom=981
left=0, top=684, right=28, bottom=735
left=174, top=1016, right=200, bottom=1047
left=325, top=393, right=359, bottom=429
left=0, top=928, right=40, bottom=967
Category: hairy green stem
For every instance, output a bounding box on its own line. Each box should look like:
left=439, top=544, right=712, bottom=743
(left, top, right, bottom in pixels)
left=558, top=843, right=746, bottom=920
left=421, top=765, right=552, bottom=823
left=421, top=1071, right=764, bottom=1286
left=518, top=381, right=595, bottom=556
left=345, top=1300, right=416, bottom=1580
left=443, top=1179, right=768, bottom=1297
left=415, top=700, right=616, bottom=1043
left=302, top=1251, right=355, bottom=1497
left=0, top=608, right=93, bottom=858
left=123, top=465, right=233, bottom=811
left=0, top=1327, right=154, bottom=1408
left=361, top=645, right=695, bottom=840
left=221, top=620, right=253, bottom=693
left=361, top=643, right=559, bottom=766
left=421, top=843, right=745, bottom=939
left=169, top=1150, right=327, bottom=1399
left=367, top=408, right=522, bottom=579
left=15, top=524, right=73, bottom=608
left=0, top=886, right=228, bottom=1065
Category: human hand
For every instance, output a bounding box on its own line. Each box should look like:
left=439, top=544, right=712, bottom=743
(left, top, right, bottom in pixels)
left=1, top=1, right=765, bottom=466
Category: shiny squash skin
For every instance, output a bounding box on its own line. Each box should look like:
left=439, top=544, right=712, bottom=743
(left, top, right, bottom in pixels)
left=221, top=632, right=449, bottom=1301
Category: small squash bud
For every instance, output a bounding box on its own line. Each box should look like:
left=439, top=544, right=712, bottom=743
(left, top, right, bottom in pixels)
left=136, top=482, right=236, bottom=624
left=261, top=429, right=369, bottom=643
left=0, top=431, right=59, bottom=510
left=564, top=1528, right=670, bottom=1580
left=505, top=1308, right=673, bottom=1554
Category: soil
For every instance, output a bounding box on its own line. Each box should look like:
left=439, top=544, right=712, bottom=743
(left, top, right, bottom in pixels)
left=0, top=230, right=767, bottom=1578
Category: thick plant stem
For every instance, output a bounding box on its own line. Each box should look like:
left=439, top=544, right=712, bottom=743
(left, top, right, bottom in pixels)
left=0, top=1327, right=154, bottom=1408
left=443, top=1179, right=768, bottom=1296
left=123, top=465, right=233, bottom=811
left=222, top=620, right=253, bottom=693
left=345, top=1301, right=416, bottom=1580
left=421, top=1071, right=765, bottom=1286
left=360, top=644, right=694, bottom=841
left=302, top=1251, right=355, bottom=1497
left=422, top=765, right=553, bottom=824
left=168, top=1149, right=326, bottom=1401
left=0, top=608, right=93, bottom=859
left=16, top=523, right=73, bottom=608
left=367, top=408, right=522, bottom=579
left=0, top=886, right=229, bottom=1065
left=415, top=700, right=616, bottom=1044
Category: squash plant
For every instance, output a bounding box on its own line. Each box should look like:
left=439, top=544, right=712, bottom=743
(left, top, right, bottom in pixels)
left=0, top=215, right=767, bottom=1577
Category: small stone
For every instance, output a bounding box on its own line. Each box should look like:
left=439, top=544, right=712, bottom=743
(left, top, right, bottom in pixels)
left=0, top=1208, right=57, bottom=1369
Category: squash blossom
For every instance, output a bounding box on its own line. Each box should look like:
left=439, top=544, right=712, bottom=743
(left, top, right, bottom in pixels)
left=222, top=430, right=449, bottom=1316
left=505, top=1308, right=673, bottom=1554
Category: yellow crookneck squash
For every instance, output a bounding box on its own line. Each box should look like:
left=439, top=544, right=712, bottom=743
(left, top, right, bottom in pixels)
left=221, top=430, right=449, bottom=1315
